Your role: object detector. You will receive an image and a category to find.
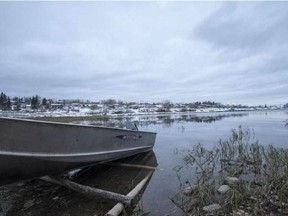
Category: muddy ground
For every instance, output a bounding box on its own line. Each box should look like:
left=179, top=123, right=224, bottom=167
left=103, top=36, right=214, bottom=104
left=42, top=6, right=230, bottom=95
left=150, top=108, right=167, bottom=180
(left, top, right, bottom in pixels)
left=0, top=151, right=157, bottom=216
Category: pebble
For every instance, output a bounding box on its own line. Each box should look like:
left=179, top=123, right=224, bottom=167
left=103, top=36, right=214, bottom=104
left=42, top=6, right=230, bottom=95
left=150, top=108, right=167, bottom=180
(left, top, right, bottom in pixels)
left=16, top=183, right=24, bottom=187
left=225, top=176, right=240, bottom=185
left=52, top=196, right=59, bottom=200
left=182, top=185, right=198, bottom=195
left=232, top=209, right=249, bottom=216
left=23, top=199, right=35, bottom=209
left=218, top=185, right=230, bottom=195
left=203, top=203, right=221, bottom=212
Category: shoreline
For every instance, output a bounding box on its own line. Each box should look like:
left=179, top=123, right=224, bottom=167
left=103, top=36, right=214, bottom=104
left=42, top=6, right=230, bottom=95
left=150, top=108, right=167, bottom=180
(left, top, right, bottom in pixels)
left=0, top=107, right=285, bottom=121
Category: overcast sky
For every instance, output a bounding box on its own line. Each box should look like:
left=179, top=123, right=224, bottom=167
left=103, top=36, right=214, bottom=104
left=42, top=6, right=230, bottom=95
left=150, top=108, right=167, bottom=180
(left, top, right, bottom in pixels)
left=0, top=1, right=287, bottom=105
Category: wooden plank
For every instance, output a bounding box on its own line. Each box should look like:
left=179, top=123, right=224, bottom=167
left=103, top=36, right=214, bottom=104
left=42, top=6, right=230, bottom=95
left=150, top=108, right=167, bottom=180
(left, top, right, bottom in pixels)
left=40, top=176, right=132, bottom=205
left=104, top=162, right=161, bottom=171
left=105, top=170, right=154, bottom=216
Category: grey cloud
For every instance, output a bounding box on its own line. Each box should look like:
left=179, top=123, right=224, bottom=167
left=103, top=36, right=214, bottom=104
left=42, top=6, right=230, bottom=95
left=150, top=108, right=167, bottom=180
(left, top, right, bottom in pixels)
left=194, top=2, right=288, bottom=51
left=0, top=2, right=287, bottom=105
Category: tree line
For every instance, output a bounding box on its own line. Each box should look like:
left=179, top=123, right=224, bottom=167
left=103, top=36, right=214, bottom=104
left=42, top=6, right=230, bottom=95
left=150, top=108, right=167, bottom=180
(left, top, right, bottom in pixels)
left=0, top=92, right=11, bottom=110
left=0, top=92, right=48, bottom=110
left=1, top=91, right=287, bottom=111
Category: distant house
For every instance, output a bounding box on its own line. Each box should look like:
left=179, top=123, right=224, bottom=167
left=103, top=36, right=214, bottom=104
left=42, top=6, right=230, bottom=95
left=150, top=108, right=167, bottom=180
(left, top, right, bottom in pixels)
left=51, top=104, right=64, bottom=110
left=70, top=103, right=80, bottom=111
left=25, top=104, right=32, bottom=110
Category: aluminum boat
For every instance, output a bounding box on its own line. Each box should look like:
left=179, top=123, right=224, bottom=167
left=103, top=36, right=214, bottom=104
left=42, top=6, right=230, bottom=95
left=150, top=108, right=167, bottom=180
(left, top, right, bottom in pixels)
left=0, top=117, right=156, bottom=186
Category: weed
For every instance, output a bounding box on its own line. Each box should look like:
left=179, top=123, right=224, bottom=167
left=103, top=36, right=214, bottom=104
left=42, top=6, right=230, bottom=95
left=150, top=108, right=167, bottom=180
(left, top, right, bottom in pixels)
left=172, top=126, right=288, bottom=215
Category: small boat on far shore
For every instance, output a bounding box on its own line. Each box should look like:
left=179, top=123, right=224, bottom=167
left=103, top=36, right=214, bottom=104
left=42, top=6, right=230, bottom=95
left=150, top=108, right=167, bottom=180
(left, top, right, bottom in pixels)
left=0, top=117, right=156, bottom=186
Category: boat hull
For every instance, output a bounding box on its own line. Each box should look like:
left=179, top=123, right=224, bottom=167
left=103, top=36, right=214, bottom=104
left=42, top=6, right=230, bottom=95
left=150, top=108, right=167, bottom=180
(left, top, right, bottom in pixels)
left=0, top=117, right=156, bottom=185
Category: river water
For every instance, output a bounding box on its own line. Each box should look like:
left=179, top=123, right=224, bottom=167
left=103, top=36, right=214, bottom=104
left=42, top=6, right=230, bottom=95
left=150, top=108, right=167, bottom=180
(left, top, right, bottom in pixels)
left=1, top=110, right=287, bottom=215
left=131, top=110, right=288, bottom=215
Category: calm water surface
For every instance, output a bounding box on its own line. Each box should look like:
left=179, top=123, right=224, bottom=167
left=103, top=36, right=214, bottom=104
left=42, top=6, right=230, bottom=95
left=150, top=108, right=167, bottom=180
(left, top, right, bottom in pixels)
left=1, top=110, right=287, bottom=216
left=130, top=110, right=288, bottom=215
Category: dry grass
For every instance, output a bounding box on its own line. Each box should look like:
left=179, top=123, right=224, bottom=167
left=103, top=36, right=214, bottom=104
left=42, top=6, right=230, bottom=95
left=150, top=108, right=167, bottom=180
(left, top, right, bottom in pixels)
left=30, top=115, right=110, bottom=123
left=172, top=126, right=288, bottom=215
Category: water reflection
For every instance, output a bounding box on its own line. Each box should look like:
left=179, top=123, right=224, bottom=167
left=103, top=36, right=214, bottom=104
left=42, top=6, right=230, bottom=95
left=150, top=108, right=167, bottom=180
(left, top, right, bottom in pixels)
left=74, top=113, right=248, bottom=128
left=1, top=111, right=287, bottom=216
left=0, top=151, right=158, bottom=216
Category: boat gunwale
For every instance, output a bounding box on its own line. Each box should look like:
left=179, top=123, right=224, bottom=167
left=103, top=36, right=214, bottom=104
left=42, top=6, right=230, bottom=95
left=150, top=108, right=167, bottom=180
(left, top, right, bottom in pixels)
left=0, top=117, right=157, bottom=135
left=0, top=145, right=153, bottom=158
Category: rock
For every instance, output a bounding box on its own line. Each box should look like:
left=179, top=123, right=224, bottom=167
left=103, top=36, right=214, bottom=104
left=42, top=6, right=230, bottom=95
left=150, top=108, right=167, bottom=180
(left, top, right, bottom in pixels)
left=203, top=203, right=221, bottom=212
left=232, top=209, right=249, bottom=216
left=182, top=185, right=198, bottom=195
left=52, top=196, right=59, bottom=200
left=217, top=185, right=230, bottom=195
left=254, top=175, right=266, bottom=186
left=23, top=199, right=35, bottom=209
left=225, top=176, right=240, bottom=185
left=16, top=182, right=24, bottom=187
left=239, top=173, right=254, bottom=183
